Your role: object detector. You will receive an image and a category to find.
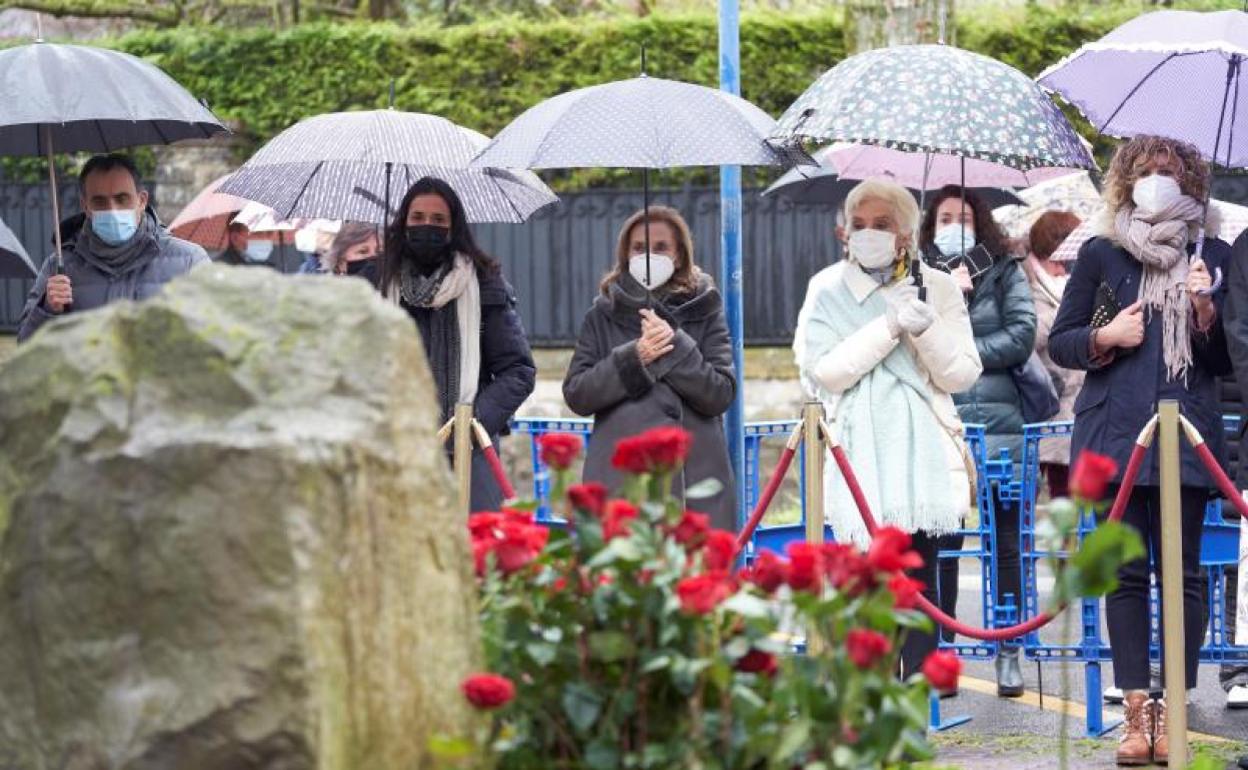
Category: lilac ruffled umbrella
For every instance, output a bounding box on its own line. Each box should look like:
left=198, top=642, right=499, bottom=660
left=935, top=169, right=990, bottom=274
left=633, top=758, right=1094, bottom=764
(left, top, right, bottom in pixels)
left=1039, top=9, right=1248, bottom=279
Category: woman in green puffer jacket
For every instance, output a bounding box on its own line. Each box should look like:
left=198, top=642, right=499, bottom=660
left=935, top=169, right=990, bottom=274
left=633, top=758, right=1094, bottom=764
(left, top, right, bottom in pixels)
left=920, top=185, right=1037, bottom=699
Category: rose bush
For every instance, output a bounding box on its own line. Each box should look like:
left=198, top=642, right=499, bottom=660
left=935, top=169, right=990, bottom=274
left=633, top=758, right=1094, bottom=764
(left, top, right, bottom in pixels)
left=444, top=427, right=954, bottom=770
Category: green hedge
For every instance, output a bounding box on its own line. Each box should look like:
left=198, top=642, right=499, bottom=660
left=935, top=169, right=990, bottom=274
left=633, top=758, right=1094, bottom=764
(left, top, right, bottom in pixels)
left=5, top=4, right=1225, bottom=185
left=113, top=11, right=845, bottom=187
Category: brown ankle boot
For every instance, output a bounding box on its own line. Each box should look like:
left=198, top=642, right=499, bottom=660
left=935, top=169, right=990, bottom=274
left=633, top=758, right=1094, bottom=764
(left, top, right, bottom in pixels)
left=1152, top=699, right=1168, bottom=765
left=1117, top=691, right=1153, bottom=766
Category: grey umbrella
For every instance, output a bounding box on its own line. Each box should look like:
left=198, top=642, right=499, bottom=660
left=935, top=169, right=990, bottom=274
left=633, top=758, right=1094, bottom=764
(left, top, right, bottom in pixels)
left=0, top=217, right=36, bottom=279
left=0, top=40, right=227, bottom=267
left=471, top=75, right=800, bottom=282
left=219, top=111, right=558, bottom=224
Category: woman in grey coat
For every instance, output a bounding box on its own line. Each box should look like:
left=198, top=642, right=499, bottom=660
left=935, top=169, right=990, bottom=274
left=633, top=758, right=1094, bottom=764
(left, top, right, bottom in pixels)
left=562, top=205, right=738, bottom=530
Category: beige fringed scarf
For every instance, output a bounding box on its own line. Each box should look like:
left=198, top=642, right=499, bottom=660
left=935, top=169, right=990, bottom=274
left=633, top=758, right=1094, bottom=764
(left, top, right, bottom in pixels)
left=1111, top=196, right=1205, bottom=382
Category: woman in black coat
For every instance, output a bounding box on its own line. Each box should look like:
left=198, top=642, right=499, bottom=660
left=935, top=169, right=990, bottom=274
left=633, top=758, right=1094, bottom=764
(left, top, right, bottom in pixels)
left=920, top=185, right=1037, bottom=699
left=562, top=205, right=738, bottom=530
left=1049, top=136, right=1230, bottom=766
left=379, top=177, right=537, bottom=513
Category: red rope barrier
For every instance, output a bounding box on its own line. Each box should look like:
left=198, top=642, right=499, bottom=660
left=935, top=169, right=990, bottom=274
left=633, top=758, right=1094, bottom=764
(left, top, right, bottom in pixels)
left=1192, top=440, right=1248, bottom=519
left=482, top=444, right=517, bottom=500
left=829, top=439, right=1149, bottom=642
left=734, top=445, right=798, bottom=558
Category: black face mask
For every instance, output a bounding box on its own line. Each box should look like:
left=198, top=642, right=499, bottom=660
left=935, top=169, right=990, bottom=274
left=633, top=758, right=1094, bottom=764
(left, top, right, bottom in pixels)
left=347, top=258, right=377, bottom=277
left=404, top=224, right=451, bottom=265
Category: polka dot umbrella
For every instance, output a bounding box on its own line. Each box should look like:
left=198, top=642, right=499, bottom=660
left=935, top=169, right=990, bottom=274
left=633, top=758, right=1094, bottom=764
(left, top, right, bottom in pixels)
left=470, top=75, right=803, bottom=284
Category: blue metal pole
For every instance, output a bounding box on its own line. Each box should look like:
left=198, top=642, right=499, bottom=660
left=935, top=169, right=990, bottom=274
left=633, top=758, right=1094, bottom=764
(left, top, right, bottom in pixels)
left=718, top=0, right=747, bottom=529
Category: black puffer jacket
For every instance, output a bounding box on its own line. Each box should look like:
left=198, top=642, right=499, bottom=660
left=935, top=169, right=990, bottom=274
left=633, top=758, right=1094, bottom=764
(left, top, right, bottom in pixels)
left=951, top=255, right=1037, bottom=458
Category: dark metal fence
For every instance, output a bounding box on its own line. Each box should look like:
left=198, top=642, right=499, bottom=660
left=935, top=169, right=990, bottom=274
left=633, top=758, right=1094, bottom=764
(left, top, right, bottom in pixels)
left=7, top=174, right=1248, bottom=343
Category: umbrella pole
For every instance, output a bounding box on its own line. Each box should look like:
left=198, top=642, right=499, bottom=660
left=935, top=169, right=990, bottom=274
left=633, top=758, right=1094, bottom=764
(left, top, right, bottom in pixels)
left=960, top=155, right=967, bottom=258
left=915, top=152, right=933, bottom=302
left=643, top=167, right=651, bottom=287
left=43, top=126, right=64, bottom=273
left=1195, top=55, right=1239, bottom=271
left=384, top=161, right=393, bottom=253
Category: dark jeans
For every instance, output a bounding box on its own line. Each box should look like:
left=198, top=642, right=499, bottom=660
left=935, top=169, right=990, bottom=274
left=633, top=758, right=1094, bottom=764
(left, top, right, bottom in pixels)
left=1104, top=484, right=1207, bottom=691
left=1042, top=462, right=1070, bottom=499
left=936, top=486, right=1021, bottom=648
left=902, top=529, right=942, bottom=677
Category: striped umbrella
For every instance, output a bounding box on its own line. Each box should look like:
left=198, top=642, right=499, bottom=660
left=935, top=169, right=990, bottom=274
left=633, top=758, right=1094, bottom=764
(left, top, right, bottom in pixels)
left=219, top=110, right=557, bottom=224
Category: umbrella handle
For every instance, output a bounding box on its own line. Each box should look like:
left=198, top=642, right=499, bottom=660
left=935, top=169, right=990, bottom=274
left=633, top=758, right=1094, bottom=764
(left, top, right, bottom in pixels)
left=911, top=257, right=926, bottom=302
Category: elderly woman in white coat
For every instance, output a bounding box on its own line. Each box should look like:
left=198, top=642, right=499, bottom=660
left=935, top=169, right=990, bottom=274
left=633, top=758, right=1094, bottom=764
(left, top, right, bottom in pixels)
left=795, top=178, right=982, bottom=675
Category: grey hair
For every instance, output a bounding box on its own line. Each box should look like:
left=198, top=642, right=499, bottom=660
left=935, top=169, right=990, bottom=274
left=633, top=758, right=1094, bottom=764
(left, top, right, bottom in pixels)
left=843, top=178, right=920, bottom=254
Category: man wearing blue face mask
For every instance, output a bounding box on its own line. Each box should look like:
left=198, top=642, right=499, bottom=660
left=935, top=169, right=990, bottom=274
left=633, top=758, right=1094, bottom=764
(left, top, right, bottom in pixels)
left=217, top=221, right=277, bottom=269
left=17, top=154, right=208, bottom=342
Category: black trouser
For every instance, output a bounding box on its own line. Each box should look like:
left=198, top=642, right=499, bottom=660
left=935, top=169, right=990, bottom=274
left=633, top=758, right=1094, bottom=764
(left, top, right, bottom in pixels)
left=936, top=486, right=1021, bottom=647
left=901, top=529, right=942, bottom=677
left=1104, top=484, right=1207, bottom=691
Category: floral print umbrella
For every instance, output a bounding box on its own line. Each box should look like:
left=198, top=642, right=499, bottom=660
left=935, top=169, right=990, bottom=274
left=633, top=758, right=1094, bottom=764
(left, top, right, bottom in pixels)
left=772, top=44, right=1096, bottom=174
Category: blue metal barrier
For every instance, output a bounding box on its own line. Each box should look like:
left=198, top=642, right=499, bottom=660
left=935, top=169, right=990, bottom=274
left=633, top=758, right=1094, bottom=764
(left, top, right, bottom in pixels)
left=1018, top=417, right=1248, bottom=737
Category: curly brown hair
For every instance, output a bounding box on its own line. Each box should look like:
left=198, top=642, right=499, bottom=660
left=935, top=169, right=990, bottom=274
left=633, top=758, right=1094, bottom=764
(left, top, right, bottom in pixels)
left=1102, top=135, right=1209, bottom=215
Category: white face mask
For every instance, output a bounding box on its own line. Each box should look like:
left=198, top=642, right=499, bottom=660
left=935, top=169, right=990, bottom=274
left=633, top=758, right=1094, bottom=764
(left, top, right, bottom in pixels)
left=848, top=228, right=898, bottom=269
left=628, top=253, right=676, bottom=291
left=244, top=239, right=274, bottom=263
left=933, top=223, right=975, bottom=258
left=1132, top=174, right=1182, bottom=214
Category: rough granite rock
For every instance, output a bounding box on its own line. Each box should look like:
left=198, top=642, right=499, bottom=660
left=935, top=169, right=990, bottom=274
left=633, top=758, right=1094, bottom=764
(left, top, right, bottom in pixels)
left=0, top=265, right=480, bottom=770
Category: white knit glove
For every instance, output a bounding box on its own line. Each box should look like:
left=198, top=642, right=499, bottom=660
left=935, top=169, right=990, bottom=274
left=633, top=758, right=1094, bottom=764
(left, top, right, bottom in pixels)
left=882, top=283, right=919, bottom=337
left=896, top=296, right=937, bottom=336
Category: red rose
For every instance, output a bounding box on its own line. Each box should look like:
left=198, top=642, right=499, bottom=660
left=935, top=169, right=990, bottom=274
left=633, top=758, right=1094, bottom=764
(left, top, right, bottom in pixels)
left=921, top=650, right=962, bottom=691
left=846, top=629, right=892, bottom=669
left=1070, top=451, right=1119, bottom=502
left=567, top=483, right=608, bottom=515
left=786, top=542, right=824, bottom=593
left=702, top=529, right=737, bottom=571
left=461, top=673, right=516, bottom=709
left=887, top=574, right=925, bottom=610
left=610, top=427, right=693, bottom=474
left=492, top=518, right=549, bottom=574
left=538, top=433, right=583, bottom=471
left=639, top=426, right=693, bottom=469
left=611, top=436, right=651, bottom=475
left=468, top=512, right=503, bottom=541
left=735, top=649, right=778, bottom=676
left=552, top=576, right=569, bottom=593
left=742, top=550, right=789, bottom=594
left=601, top=500, right=639, bottom=540
left=822, top=542, right=876, bottom=596
left=676, top=571, right=735, bottom=615
left=866, top=527, right=924, bottom=574
left=669, top=510, right=711, bottom=549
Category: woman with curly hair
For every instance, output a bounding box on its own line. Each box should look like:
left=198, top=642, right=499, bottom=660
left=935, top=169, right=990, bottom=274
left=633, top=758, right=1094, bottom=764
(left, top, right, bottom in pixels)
left=1050, top=136, right=1231, bottom=766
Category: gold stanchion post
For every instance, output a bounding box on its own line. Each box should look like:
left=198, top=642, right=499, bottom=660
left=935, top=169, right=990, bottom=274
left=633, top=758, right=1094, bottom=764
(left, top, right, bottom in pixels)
left=454, top=402, right=475, bottom=516
left=1158, top=400, right=1188, bottom=768
left=803, top=401, right=825, bottom=547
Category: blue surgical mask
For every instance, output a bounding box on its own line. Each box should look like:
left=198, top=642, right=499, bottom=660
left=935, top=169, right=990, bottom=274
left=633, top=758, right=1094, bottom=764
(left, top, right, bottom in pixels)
left=91, top=208, right=138, bottom=246
left=933, top=223, right=974, bottom=258
left=245, top=239, right=274, bottom=263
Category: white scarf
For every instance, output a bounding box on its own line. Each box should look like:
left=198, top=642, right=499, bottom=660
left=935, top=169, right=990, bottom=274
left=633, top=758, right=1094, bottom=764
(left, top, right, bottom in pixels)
left=388, top=253, right=481, bottom=410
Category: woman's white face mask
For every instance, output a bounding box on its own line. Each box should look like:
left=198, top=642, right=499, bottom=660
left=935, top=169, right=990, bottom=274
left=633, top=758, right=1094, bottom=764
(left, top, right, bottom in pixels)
left=628, top=252, right=676, bottom=290
left=1132, top=174, right=1182, bottom=214
left=848, top=228, right=898, bottom=269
